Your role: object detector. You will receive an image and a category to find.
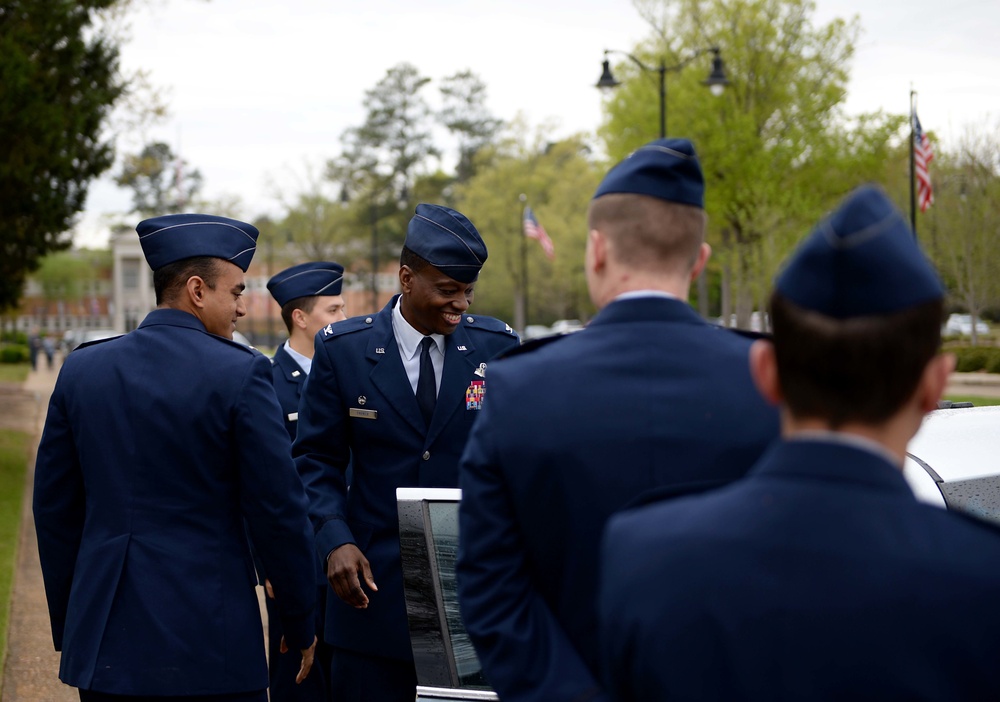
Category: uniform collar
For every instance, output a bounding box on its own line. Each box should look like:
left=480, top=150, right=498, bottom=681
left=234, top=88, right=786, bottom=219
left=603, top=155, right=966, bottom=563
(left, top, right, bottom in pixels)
left=138, top=307, right=208, bottom=333
left=751, top=438, right=914, bottom=496
left=590, top=296, right=704, bottom=328
left=392, top=294, right=445, bottom=361
left=282, top=340, right=311, bottom=375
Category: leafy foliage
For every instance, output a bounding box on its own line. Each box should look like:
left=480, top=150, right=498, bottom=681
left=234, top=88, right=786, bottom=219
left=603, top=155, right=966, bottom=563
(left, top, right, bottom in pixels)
left=601, top=0, right=906, bottom=322
left=0, top=0, right=126, bottom=311
left=114, top=141, right=203, bottom=216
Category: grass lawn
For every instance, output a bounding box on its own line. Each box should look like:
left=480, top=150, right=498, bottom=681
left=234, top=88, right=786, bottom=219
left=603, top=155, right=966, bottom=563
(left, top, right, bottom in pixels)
left=943, top=395, right=1000, bottom=407
left=0, top=364, right=30, bottom=384
left=0, top=429, right=28, bottom=668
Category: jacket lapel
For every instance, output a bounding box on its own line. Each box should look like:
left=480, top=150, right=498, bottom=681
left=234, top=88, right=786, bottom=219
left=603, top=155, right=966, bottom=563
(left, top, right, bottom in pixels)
left=274, top=345, right=305, bottom=400
left=365, top=300, right=427, bottom=436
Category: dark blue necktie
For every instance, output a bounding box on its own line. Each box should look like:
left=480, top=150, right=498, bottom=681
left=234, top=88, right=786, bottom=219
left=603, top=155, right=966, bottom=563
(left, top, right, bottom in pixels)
left=417, top=337, right=437, bottom=426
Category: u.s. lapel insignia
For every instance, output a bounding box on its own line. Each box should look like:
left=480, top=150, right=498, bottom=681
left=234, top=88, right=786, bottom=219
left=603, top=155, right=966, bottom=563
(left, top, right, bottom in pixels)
left=474, top=363, right=487, bottom=378
left=466, top=380, right=485, bottom=410
left=457, top=345, right=468, bottom=351
left=375, top=347, right=385, bottom=354
left=291, top=370, right=301, bottom=378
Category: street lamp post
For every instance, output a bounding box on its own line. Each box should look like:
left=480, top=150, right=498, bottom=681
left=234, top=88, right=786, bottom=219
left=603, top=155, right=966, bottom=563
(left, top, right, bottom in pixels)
left=597, top=46, right=730, bottom=138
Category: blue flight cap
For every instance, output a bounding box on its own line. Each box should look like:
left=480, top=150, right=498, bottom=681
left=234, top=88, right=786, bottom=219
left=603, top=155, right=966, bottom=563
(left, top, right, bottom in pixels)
left=404, top=204, right=488, bottom=283
left=775, top=185, right=944, bottom=318
left=266, top=261, right=345, bottom=307
left=137, top=213, right=259, bottom=272
left=593, top=138, right=704, bottom=209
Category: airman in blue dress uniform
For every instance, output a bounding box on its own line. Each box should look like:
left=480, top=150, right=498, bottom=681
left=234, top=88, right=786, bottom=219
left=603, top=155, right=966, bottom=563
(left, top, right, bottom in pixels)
left=267, top=261, right=348, bottom=440
left=599, top=185, right=1000, bottom=700
left=455, top=139, right=781, bottom=702
left=293, top=204, right=519, bottom=702
left=264, top=261, right=348, bottom=702
left=34, top=214, right=317, bottom=702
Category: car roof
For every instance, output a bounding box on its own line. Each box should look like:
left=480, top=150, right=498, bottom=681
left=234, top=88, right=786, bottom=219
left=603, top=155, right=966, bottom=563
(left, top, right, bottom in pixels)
left=907, top=405, right=1000, bottom=482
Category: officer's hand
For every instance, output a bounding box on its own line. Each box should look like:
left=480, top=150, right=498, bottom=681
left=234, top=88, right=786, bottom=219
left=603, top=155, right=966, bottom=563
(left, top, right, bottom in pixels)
left=280, top=634, right=317, bottom=684
left=264, top=578, right=274, bottom=599
left=327, top=543, right=377, bottom=609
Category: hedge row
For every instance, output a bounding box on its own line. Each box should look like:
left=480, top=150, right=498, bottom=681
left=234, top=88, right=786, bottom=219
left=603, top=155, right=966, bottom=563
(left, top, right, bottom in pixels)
left=0, top=345, right=29, bottom=364
left=952, top=346, right=1000, bottom=373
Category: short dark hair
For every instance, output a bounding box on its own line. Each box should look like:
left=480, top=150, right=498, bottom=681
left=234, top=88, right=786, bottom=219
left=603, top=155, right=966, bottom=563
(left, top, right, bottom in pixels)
left=279, top=296, right=320, bottom=333
left=153, top=257, right=222, bottom=305
left=588, top=193, right=706, bottom=274
left=399, top=246, right=430, bottom=274
left=769, top=291, right=943, bottom=428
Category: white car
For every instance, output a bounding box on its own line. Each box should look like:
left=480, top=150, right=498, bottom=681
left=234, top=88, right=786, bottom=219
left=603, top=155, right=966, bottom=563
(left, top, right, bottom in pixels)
left=904, top=403, right=1000, bottom=521
left=943, top=313, right=989, bottom=337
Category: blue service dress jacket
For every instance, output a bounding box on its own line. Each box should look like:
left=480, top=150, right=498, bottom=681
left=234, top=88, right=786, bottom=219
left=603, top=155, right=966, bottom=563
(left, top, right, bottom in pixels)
left=293, top=294, right=519, bottom=662
left=272, top=342, right=306, bottom=440
left=599, top=438, right=1000, bottom=701
left=456, top=296, right=780, bottom=702
left=33, top=308, right=316, bottom=696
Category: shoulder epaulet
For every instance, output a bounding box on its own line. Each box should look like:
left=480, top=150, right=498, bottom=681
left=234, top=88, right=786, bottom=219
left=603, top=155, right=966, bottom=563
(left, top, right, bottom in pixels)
left=462, top=315, right=518, bottom=337
left=497, top=331, right=572, bottom=359
left=215, top=335, right=261, bottom=355
left=319, top=314, right=374, bottom=342
left=75, top=334, right=123, bottom=351
left=709, top=324, right=773, bottom=342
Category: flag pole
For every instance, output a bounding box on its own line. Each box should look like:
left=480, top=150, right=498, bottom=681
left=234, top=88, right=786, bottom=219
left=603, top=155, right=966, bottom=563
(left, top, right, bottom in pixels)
left=909, top=88, right=918, bottom=238
left=519, top=193, right=529, bottom=331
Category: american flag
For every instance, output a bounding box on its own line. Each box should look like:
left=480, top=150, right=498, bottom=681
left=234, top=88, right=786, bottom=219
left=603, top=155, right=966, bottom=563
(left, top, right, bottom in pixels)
left=913, top=112, right=934, bottom=212
left=523, top=206, right=555, bottom=260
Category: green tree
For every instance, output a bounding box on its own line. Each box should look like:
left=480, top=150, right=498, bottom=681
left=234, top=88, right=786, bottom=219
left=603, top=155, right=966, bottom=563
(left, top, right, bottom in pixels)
left=439, top=69, right=503, bottom=182
left=924, top=121, right=1000, bottom=345
left=0, top=0, right=125, bottom=311
left=455, top=124, right=601, bottom=328
left=115, top=141, right=204, bottom=216
left=602, top=0, right=906, bottom=326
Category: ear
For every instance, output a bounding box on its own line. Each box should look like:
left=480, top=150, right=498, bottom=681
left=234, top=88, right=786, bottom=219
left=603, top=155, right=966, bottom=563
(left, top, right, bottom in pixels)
left=690, top=243, right=712, bottom=282
left=399, top=265, right=414, bottom=294
left=186, top=276, right=208, bottom=309
left=915, top=352, right=956, bottom=414
left=749, top=339, right=783, bottom=406
left=588, top=229, right=607, bottom=274
left=290, top=307, right=309, bottom=331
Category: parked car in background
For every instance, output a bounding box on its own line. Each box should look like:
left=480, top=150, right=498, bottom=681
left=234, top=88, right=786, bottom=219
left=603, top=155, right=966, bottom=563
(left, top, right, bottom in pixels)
left=398, top=404, right=1000, bottom=700
left=943, top=313, right=989, bottom=338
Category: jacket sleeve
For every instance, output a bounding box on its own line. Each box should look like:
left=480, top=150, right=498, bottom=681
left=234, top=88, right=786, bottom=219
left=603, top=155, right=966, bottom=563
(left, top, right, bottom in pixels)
left=236, top=353, right=316, bottom=650
left=292, top=334, right=354, bottom=562
left=456, top=387, right=611, bottom=702
left=33, top=380, right=85, bottom=651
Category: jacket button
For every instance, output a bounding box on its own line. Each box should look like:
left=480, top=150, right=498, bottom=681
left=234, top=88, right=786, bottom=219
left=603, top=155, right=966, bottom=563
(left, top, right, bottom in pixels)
left=422, top=451, right=430, bottom=460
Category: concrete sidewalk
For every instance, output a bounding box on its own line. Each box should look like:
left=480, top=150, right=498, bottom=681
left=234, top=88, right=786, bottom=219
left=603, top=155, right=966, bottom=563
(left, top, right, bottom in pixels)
left=1, top=358, right=74, bottom=702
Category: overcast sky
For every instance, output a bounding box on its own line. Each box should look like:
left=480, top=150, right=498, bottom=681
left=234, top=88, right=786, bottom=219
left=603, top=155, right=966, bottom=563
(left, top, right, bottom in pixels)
left=75, top=0, right=1000, bottom=247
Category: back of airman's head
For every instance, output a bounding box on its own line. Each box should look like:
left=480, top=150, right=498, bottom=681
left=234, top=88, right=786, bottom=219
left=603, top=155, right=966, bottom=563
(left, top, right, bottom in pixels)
left=589, top=138, right=707, bottom=274
left=770, top=184, right=945, bottom=426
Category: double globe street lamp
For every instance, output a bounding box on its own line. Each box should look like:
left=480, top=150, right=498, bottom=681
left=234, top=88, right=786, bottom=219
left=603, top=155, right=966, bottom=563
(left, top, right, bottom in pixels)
left=597, top=46, right=730, bottom=138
